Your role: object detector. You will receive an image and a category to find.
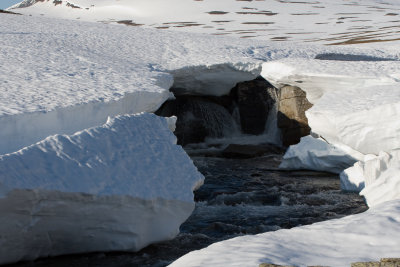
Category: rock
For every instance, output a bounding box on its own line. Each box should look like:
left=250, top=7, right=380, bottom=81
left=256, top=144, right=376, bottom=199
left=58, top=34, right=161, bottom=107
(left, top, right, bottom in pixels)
left=222, top=143, right=283, bottom=158
left=380, top=258, right=400, bottom=267
left=351, top=262, right=381, bottom=267
left=231, top=77, right=278, bottom=135
left=259, top=264, right=295, bottom=267
left=277, top=85, right=313, bottom=146
left=156, top=95, right=238, bottom=145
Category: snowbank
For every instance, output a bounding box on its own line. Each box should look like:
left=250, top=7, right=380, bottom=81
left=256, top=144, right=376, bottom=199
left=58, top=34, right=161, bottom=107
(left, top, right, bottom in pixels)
left=265, top=58, right=400, bottom=207
left=0, top=113, right=204, bottom=264
left=261, top=59, right=400, bottom=104
left=0, top=14, right=273, bottom=155
left=279, top=136, right=363, bottom=174
left=340, top=150, right=400, bottom=207
left=170, top=199, right=400, bottom=267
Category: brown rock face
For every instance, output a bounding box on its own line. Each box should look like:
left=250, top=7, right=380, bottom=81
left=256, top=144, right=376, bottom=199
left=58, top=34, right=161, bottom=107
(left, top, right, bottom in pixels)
left=278, top=85, right=313, bottom=147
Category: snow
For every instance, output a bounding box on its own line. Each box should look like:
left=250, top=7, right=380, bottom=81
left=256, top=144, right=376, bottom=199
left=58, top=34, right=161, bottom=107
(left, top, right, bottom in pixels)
left=2, top=0, right=400, bottom=265
left=170, top=199, right=400, bottom=267
left=9, top=0, right=400, bottom=46
left=261, top=59, right=400, bottom=104
left=279, top=136, right=363, bottom=174
left=262, top=58, right=400, bottom=178
left=3, top=12, right=398, bottom=155
left=0, top=113, right=204, bottom=264
left=170, top=63, right=261, bottom=96
left=0, top=14, right=264, bottom=155
left=340, top=150, right=400, bottom=207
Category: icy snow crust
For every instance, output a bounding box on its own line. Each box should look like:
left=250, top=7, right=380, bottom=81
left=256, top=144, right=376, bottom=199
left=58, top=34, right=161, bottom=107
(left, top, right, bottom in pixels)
left=0, top=113, right=204, bottom=264
left=171, top=199, right=400, bottom=267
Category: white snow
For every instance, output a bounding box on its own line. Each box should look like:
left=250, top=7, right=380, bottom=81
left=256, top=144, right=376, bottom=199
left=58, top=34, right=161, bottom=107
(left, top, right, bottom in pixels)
left=261, top=59, right=400, bottom=104
left=0, top=112, right=204, bottom=264
left=170, top=63, right=261, bottom=96
left=0, top=14, right=265, bottom=155
left=279, top=136, right=364, bottom=174
left=2, top=0, right=400, bottom=265
left=262, top=58, right=400, bottom=180
left=340, top=150, right=400, bottom=207
left=3, top=12, right=398, bottom=155
left=170, top=199, right=400, bottom=267
left=9, top=0, right=400, bottom=46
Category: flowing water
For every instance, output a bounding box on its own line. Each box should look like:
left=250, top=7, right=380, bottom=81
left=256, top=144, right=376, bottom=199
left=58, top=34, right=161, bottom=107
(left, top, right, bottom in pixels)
left=9, top=150, right=368, bottom=267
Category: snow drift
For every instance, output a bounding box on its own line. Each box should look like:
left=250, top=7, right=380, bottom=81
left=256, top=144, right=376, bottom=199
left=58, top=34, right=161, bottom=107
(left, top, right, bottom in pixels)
left=0, top=113, right=204, bottom=264
left=340, top=150, right=400, bottom=207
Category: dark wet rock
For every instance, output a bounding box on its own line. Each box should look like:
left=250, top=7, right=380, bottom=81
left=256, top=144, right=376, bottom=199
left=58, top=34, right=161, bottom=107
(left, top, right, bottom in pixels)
left=222, top=143, right=283, bottom=158
left=155, top=95, right=238, bottom=145
left=278, top=85, right=313, bottom=146
left=230, top=77, right=278, bottom=135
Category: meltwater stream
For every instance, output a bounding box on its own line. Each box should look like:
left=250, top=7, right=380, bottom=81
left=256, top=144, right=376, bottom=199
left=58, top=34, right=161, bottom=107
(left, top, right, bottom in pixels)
left=9, top=149, right=368, bottom=267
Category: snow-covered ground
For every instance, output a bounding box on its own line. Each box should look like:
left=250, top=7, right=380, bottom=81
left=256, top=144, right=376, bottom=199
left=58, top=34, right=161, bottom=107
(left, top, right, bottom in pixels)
left=9, top=0, right=400, bottom=45
left=2, top=0, right=400, bottom=265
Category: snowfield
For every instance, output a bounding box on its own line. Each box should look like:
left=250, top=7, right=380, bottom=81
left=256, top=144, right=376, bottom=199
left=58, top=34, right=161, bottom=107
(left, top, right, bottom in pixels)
left=1, top=0, right=400, bottom=265
left=9, top=0, right=400, bottom=46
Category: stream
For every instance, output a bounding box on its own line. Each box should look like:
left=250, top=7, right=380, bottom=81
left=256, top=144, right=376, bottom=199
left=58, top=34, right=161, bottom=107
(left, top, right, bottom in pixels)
left=9, top=148, right=368, bottom=267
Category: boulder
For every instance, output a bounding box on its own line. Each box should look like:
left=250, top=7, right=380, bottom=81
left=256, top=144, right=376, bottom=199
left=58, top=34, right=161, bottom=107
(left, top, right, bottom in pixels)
left=277, top=85, right=312, bottom=147
left=156, top=95, right=238, bottom=145
left=231, top=77, right=278, bottom=135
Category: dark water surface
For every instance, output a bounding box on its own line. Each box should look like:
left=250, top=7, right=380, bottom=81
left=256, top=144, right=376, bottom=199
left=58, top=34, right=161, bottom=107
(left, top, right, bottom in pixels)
left=8, top=152, right=367, bottom=267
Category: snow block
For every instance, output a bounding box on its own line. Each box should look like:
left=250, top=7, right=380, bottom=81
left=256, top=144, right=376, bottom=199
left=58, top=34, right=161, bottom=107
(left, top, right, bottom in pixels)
left=0, top=113, right=204, bottom=264
left=279, top=135, right=363, bottom=174
left=340, top=150, right=400, bottom=207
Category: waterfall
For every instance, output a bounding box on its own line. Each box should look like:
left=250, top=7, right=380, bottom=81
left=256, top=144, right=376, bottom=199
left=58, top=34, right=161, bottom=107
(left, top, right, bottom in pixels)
left=184, top=98, right=240, bottom=139
left=263, top=87, right=281, bottom=146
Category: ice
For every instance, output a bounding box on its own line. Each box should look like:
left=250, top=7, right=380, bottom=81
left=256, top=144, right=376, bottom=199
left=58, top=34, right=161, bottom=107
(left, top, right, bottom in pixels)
left=171, top=199, right=400, bottom=267
left=0, top=113, right=204, bottom=264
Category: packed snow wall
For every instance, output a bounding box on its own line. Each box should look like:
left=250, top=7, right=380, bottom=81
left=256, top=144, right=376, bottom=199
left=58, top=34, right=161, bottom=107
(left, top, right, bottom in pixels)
left=0, top=89, right=171, bottom=155
left=0, top=113, right=204, bottom=264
